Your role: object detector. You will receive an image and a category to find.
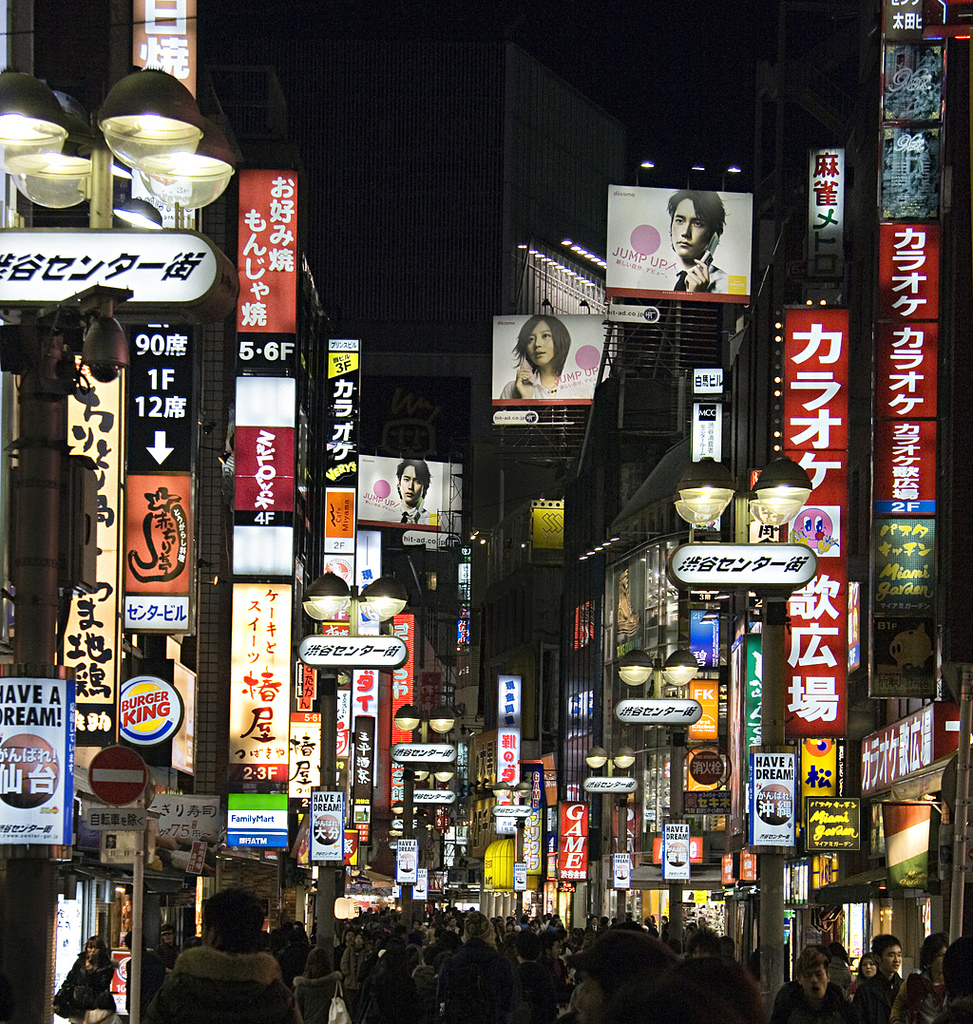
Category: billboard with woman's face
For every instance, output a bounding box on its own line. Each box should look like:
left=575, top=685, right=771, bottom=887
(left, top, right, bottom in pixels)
left=606, top=185, right=753, bottom=304
left=492, top=314, right=606, bottom=406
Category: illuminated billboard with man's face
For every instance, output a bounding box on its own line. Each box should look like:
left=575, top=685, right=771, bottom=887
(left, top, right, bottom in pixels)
left=358, top=455, right=462, bottom=532
left=606, top=185, right=753, bottom=304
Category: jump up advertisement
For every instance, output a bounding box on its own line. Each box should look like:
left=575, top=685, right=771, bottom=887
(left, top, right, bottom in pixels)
left=606, top=185, right=753, bottom=303
left=491, top=315, right=606, bottom=406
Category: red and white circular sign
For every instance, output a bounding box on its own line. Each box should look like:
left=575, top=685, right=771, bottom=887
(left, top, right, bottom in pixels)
left=88, top=745, right=149, bottom=806
left=687, top=748, right=726, bottom=787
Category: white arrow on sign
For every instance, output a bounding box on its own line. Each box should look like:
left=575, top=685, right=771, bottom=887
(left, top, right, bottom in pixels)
left=146, top=430, right=174, bottom=464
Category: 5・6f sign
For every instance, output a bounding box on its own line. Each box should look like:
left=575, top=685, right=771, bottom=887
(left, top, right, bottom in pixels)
left=238, top=334, right=296, bottom=371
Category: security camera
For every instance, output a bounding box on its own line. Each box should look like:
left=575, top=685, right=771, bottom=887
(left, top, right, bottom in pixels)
left=81, top=314, right=129, bottom=383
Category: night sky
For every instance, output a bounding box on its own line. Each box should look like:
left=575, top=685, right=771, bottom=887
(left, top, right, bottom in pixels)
left=205, top=0, right=780, bottom=193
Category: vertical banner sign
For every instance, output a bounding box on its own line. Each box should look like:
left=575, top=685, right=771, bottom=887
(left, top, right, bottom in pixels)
left=288, top=712, right=321, bottom=800
left=336, top=689, right=351, bottom=761
left=233, top=376, right=296, bottom=576
left=558, top=802, right=588, bottom=880
left=66, top=379, right=124, bottom=747
left=807, top=148, right=845, bottom=280
left=132, top=0, right=197, bottom=95
left=396, top=837, right=418, bottom=883
left=414, top=867, right=429, bottom=900
left=663, top=823, right=691, bottom=881
left=691, top=402, right=721, bottom=461
left=325, top=339, right=360, bottom=558
left=749, top=751, right=797, bottom=847
left=0, top=674, right=75, bottom=845
left=497, top=674, right=522, bottom=789
left=236, top=169, right=298, bottom=341
left=872, top=225, right=939, bottom=699
left=612, top=852, right=632, bottom=889
left=310, top=791, right=345, bottom=862
left=228, top=584, right=292, bottom=784
left=390, top=615, right=416, bottom=805
left=125, top=325, right=195, bottom=632
left=688, top=679, right=718, bottom=740
left=352, top=717, right=375, bottom=842
left=513, top=862, right=527, bottom=891
left=783, top=308, right=849, bottom=737
left=882, top=801, right=932, bottom=889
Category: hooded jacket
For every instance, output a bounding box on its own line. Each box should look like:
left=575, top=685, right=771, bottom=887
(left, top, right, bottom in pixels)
left=142, top=945, right=300, bottom=1024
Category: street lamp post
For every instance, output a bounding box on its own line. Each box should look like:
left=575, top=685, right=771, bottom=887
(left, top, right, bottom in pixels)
left=616, top=647, right=697, bottom=943
left=303, top=572, right=408, bottom=956
left=0, top=68, right=235, bottom=1024
left=672, top=456, right=813, bottom=1004
left=393, top=702, right=456, bottom=927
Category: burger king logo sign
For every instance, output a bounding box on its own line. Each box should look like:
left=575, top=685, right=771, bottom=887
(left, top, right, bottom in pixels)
left=119, top=675, right=183, bottom=746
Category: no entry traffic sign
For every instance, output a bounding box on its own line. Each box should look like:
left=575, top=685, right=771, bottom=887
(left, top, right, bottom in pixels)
left=88, top=745, right=149, bottom=806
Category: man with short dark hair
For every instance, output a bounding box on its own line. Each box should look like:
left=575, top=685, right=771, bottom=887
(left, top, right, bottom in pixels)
left=855, top=934, right=904, bottom=1024
left=772, top=945, right=855, bottom=1024
left=143, top=888, right=300, bottom=1024
left=515, top=930, right=557, bottom=1024
left=667, top=189, right=729, bottom=293
left=395, top=459, right=431, bottom=524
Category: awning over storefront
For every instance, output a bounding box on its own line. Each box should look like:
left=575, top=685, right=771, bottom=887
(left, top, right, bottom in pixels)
left=483, top=838, right=515, bottom=891
left=814, top=866, right=887, bottom=905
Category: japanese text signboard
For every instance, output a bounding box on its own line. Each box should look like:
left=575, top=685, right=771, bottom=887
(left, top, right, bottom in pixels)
left=310, top=791, right=345, bottom=862
left=124, top=473, right=193, bottom=632
left=0, top=230, right=230, bottom=319
left=325, top=339, right=360, bottom=556
left=127, top=326, right=194, bottom=475
left=0, top=673, right=74, bottom=845
left=861, top=701, right=959, bottom=796
left=875, top=322, right=938, bottom=423
left=668, top=544, right=817, bottom=590
left=352, top=717, right=374, bottom=843
left=878, top=225, right=940, bottom=321
left=749, top=751, right=797, bottom=848
left=133, top=0, right=197, bottom=95
left=783, top=308, right=849, bottom=737
left=228, top=584, right=292, bottom=786
left=236, top=170, right=298, bottom=339
left=67, top=377, right=123, bottom=746
left=663, top=823, right=691, bottom=881
left=154, top=794, right=221, bottom=843
left=805, top=797, right=860, bottom=852
left=558, top=802, right=588, bottom=880
left=807, top=148, right=844, bottom=280
left=288, top=712, right=321, bottom=801
left=497, top=674, right=522, bottom=790
left=390, top=615, right=415, bottom=806
left=233, top=377, right=296, bottom=576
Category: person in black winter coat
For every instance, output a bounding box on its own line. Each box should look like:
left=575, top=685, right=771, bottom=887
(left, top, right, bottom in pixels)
left=772, top=946, right=856, bottom=1024
left=436, top=912, right=519, bottom=1024
left=54, top=937, right=117, bottom=1024
left=275, top=925, right=311, bottom=991
left=515, top=931, right=557, bottom=1024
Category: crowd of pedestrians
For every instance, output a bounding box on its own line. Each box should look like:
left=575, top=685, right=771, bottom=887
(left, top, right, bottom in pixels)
left=49, top=894, right=973, bottom=1024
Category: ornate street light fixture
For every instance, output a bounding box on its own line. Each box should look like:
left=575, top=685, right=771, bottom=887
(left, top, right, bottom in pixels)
left=750, top=458, right=814, bottom=527
left=673, top=458, right=736, bottom=527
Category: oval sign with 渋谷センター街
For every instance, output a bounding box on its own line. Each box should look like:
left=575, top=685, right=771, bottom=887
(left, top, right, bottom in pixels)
left=614, top=699, right=703, bottom=724
left=298, top=634, right=409, bottom=669
left=118, top=675, right=183, bottom=746
left=667, top=543, right=818, bottom=591
left=583, top=776, right=637, bottom=793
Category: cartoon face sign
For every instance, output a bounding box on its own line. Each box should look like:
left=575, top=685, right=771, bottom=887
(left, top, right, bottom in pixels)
left=792, top=506, right=838, bottom=554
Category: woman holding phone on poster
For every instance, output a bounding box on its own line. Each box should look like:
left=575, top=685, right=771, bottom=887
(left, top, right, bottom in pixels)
left=500, top=315, right=572, bottom=399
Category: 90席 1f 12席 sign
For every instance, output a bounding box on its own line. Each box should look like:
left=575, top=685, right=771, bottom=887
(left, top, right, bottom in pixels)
left=668, top=544, right=818, bottom=591
left=390, top=743, right=456, bottom=763
left=614, top=699, right=702, bottom=724
left=298, top=635, right=409, bottom=669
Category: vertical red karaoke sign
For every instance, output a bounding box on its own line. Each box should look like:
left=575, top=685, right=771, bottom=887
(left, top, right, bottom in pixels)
left=782, top=308, right=848, bottom=737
